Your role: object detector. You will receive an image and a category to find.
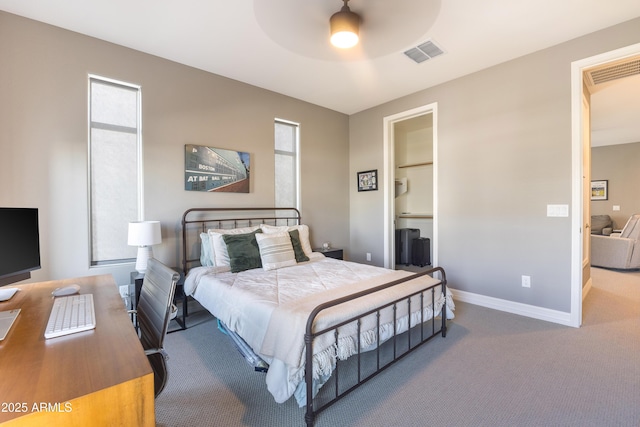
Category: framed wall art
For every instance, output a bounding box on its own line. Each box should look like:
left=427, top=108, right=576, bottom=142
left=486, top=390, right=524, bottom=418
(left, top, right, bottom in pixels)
left=357, top=169, right=378, bottom=192
left=591, top=180, right=608, bottom=201
left=185, top=144, right=250, bottom=193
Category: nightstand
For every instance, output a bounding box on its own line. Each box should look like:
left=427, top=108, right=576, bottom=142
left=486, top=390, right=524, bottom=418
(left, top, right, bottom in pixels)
left=315, top=248, right=343, bottom=260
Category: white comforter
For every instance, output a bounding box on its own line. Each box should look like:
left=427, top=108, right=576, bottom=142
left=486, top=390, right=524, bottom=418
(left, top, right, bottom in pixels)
left=184, top=254, right=454, bottom=405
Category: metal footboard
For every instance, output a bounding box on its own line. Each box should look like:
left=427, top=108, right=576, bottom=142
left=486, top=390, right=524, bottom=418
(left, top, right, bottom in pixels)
left=303, top=267, right=448, bottom=427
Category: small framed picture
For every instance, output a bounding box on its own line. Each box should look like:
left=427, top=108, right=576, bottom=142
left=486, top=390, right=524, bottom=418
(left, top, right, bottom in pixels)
left=357, top=169, right=378, bottom=192
left=591, top=180, right=608, bottom=201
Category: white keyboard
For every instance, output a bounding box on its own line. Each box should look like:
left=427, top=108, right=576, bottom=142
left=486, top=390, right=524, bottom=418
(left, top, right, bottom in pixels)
left=45, top=294, right=96, bottom=339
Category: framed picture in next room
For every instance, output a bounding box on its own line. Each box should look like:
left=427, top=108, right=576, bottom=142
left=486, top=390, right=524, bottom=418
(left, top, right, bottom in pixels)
left=591, top=180, right=608, bottom=201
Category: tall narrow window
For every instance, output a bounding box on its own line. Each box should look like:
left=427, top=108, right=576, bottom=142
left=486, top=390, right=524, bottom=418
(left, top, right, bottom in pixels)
left=274, top=120, right=300, bottom=210
left=89, top=76, right=141, bottom=265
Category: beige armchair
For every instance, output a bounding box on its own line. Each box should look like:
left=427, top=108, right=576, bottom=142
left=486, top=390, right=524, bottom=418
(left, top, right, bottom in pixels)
left=591, top=214, right=640, bottom=270
left=591, top=214, right=613, bottom=235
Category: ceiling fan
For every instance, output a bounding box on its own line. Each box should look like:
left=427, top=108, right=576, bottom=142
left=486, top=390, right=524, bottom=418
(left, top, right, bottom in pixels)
left=253, top=0, right=441, bottom=61
left=329, top=0, right=361, bottom=49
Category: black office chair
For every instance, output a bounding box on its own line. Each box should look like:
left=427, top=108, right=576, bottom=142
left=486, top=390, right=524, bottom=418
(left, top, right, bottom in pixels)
left=134, top=258, right=179, bottom=397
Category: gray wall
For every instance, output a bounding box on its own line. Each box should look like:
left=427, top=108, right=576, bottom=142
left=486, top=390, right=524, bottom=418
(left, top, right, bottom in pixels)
left=349, top=18, right=640, bottom=313
left=3, top=10, right=640, bottom=316
left=0, top=12, right=350, bottom=286
left=591, top=142, right=640, bottom=229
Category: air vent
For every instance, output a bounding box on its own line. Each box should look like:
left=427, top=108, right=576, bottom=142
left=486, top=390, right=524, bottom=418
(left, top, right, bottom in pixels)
left=585, top=58, right=640, bottom=86
left=404, top=40, right=444, bottom=64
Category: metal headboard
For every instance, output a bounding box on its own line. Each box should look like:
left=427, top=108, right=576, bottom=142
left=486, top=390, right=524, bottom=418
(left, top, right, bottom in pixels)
left=181, top=207, right=301, bottom=274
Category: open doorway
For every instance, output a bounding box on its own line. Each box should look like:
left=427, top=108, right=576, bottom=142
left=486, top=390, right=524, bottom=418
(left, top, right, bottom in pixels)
left=588, top=59, right=640, bottom=286
left=588, top=61, right=640, bottom=236
left=571, top=42, right=640, bottom=328
left=383, top=103, right=438, bottom=270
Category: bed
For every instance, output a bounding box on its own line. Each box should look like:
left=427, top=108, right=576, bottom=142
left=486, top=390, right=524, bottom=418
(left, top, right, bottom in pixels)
left=181, top=207, right=454, bottom=426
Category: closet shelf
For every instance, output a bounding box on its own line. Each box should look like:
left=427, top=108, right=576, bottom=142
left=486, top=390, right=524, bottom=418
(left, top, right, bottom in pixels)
left=398, top=213, right=433, bottom=219
left=397, top=161, right=433, bottom=169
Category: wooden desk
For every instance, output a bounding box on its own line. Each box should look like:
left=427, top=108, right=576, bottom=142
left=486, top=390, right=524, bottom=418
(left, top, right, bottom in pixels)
left=0, top=275, right=154, bottom=426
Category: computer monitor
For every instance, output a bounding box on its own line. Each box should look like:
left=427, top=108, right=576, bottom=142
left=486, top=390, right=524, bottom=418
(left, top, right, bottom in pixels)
left=0, top=208, right=41, bottom=286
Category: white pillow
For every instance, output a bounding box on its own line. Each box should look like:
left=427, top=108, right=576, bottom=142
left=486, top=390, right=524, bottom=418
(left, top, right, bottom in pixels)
left=208, top=225, right=261, bottom=267
left=200, top=232, right=214, bottom=266
left=260, top=224, right=312, bottom=257
left=256, top=232, right=297, bottom=271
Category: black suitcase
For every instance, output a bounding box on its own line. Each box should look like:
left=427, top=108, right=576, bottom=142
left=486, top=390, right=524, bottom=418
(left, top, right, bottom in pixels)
left=396, top=228, right=420, bottom=266
left=411, top=237, right=431, bottom=267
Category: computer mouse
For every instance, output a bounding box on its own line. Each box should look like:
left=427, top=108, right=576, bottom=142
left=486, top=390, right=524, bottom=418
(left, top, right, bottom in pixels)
left=51, top=284, right=80, bottom=297
left=0, top=288, right=18, bottom=302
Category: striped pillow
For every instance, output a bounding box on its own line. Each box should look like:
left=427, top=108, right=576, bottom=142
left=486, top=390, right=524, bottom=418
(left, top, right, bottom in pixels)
left=256, top=232, right=297, bottom=271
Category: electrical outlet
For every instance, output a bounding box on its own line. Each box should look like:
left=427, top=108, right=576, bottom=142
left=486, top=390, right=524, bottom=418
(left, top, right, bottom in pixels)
left=522, top=275, right=531, bottom=288
left=366, top=253, right=371, bottom=262
left=119, top=285, right=129, bottom=298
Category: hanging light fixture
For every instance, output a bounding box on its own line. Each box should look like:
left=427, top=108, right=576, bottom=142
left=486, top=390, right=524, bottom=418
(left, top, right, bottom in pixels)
left=330, top=0, right=360, bottom=49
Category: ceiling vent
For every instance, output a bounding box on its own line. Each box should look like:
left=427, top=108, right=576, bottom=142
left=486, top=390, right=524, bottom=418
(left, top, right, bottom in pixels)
left=584, top=58, right=640, bottom=86
left=404, top=40, right=444, bottom=64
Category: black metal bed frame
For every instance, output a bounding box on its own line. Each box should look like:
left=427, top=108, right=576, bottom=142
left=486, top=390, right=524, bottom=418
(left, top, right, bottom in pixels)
left=181, top=207, right=448, bottom=427
left=304, top=267, right=446, bottom=426
left=181, top=207, right=302, bottom=274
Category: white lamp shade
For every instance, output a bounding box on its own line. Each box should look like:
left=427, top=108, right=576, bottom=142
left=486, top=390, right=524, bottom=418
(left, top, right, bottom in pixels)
left=128, top=221, right=162, bottom=246
left=128, top=221, right=162, bottom=273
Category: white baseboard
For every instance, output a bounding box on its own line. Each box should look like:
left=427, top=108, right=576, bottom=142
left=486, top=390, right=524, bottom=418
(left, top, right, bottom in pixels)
left=449, top=288, right=573, bottom=326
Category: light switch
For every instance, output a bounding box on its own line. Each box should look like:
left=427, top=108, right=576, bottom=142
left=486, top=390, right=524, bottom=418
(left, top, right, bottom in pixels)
left=613, top=205, right=620, bottom=211
left=547, top=204, right=569, bottom=217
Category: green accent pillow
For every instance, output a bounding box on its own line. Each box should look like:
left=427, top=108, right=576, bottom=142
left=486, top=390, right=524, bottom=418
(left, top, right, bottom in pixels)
left=289, top=229, right=309, bottom=262
left=222, top=230, right=263, bottom=273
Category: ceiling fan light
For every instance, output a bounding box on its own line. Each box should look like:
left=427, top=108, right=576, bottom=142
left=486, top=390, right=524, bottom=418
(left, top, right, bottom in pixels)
left=331, top=30, right=359, bottom=49
left=330, top=5, right=360, bottom=49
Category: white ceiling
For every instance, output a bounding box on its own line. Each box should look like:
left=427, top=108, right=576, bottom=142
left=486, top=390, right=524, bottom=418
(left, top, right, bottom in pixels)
left=2, top=0, right=640, bottom=144
left=591, top=73, right=640, bottom=147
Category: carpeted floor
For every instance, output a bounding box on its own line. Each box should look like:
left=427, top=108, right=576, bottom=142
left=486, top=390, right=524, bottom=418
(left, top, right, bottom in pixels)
left=155, top=267, right=640, bottom=427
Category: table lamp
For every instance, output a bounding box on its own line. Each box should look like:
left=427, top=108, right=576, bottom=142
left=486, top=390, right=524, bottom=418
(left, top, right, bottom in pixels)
left=128, top=220, right=162, bottom=273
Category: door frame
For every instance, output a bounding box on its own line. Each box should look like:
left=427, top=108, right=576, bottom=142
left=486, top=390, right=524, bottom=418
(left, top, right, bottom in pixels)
left=383, top=103, right=438, bottom=269
left=570, top=42, right=640, bottom=327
